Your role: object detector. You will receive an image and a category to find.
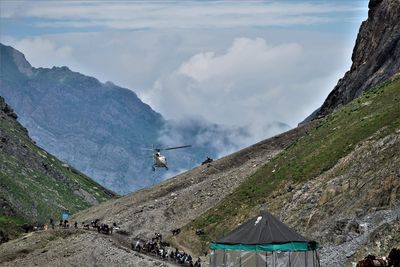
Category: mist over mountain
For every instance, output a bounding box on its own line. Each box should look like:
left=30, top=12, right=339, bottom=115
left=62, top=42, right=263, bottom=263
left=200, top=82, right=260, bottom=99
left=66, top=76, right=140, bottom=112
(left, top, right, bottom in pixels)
left=160, top=118, right=289, bottom=159
left=0, top=43, right=290, bottom=194
left=144, top=118, right=289, bottom=183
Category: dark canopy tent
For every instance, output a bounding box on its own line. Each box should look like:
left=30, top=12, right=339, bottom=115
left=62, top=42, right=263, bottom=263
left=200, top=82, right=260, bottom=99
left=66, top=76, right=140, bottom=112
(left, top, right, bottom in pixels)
left=209, top=210, right=320, bottom=267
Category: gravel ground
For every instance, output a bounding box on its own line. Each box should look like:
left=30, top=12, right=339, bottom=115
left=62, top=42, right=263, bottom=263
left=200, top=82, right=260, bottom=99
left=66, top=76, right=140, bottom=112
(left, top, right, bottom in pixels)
left=320, top=208, right=400, bottom=267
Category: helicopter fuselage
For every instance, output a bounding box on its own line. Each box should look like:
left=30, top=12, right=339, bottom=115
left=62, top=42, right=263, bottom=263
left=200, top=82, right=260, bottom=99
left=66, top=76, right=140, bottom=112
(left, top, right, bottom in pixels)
left=153, top=153, right=167, bottom=170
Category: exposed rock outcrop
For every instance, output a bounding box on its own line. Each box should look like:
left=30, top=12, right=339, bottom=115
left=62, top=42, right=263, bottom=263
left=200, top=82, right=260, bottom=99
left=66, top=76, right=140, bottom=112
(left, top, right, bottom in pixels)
left=316, top=0, right=400, bottom=118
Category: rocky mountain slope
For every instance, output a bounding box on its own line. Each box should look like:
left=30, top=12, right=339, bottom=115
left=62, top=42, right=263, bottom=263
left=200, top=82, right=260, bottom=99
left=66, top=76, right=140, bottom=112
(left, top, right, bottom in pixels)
left=1, top=1, right=399, bottom=266
left=1, top=75, right=398, bottom=266
left=0, top=43, right=290, bottom=194
left=316, top=0, right=400, bottom=118
left=0, top=96, right=115, bottom=243
left=75, top=74, right=399, bottom=267
left=0, top=43, right=164, bottom=194
left=72, top=120, right=314, bottom=235
left=0, top=104, right=314, bottom=266
left=184, top=74, right=400, bottom=266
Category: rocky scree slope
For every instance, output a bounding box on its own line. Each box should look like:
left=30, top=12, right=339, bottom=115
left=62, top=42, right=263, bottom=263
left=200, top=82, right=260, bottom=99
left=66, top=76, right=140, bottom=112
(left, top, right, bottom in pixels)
left=184, top=75, right=400, bottom=266
left=316, top=0, right=400, bottom=118
left=70, top=120, right=314, bottom=239
left=0, top=108, right=313, bottom=266
left=1, top=76, right=398, bottom=266
left=0, top=96, right=115, bottom=243
left=1, top=75, right=398, bottom=267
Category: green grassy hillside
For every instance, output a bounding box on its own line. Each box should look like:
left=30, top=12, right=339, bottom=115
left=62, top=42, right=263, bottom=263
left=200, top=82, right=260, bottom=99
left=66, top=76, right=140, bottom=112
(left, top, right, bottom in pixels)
left=0, top=96, right=116, bottom=242
left=180, top=74, right=400, bottom=252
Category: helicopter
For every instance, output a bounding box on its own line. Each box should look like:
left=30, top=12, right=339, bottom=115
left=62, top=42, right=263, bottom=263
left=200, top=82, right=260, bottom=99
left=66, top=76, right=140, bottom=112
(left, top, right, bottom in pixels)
left=142, top=145, right=192, bottom=171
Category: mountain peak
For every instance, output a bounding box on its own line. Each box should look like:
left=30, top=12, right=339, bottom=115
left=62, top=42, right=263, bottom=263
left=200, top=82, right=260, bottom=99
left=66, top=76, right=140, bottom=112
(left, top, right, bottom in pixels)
left=0, top=43, right=33, bottom=77
left=316, top=0, right=400, bottom=118
left=51, top=65, right=70, bottom=72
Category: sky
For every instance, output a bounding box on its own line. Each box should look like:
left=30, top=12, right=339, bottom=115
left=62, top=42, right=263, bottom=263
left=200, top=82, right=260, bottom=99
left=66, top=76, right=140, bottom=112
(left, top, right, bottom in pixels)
left=0, top=0, right=369, bottom=143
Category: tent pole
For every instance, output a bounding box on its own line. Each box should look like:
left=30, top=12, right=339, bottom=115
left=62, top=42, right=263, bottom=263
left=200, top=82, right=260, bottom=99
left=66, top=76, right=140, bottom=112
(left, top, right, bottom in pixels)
left=305, top=251, right=308, bottom=267
left=312, top=251, right=315, bottom=267
left=256, top=251, right=258, bottom=267
left=223, top=250, right=227, bottom=267
left=273, top=251, right=275, bottom=267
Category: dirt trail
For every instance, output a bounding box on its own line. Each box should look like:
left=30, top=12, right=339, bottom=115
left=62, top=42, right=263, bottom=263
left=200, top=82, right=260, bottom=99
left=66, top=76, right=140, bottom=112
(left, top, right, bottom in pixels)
left=0, top=229, right=174, bottom=267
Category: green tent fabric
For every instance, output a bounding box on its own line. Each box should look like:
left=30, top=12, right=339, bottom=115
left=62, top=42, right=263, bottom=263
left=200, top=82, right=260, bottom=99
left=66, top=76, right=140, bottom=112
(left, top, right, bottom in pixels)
left=209, top=210, right=320, bottom=267
left=209, top=242, right=311, bottom=252
left=210, top=210, right=318, bottom=252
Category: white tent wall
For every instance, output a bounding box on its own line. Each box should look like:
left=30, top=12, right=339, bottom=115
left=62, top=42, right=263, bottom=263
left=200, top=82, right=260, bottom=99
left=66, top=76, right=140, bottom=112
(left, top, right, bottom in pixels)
left=226, top=250, right=241, bottom=266
left=210, top=250, right=320, bottom=267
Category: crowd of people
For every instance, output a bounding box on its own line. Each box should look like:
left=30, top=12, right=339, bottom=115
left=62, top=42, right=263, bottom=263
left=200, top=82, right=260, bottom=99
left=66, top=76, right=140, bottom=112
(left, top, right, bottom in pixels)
left=40, top=218, right=118, bottom=235
left=132, top=233, right=202, bottom=267
left=81, top=219, right=118, bottom=234
left=42, top=218, right=202, bottom=266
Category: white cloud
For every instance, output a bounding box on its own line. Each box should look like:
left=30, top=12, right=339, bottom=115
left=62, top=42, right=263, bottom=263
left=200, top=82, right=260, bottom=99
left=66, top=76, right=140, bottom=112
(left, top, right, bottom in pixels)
left=179, top=38, right=302, bottom=82
left=1, top=1, right=367, bottom=30
left=2, top=12, right=359, bottom=146
left=142, top=37, right=310, bottom=128
left=3, top=28, right=353, bottom=133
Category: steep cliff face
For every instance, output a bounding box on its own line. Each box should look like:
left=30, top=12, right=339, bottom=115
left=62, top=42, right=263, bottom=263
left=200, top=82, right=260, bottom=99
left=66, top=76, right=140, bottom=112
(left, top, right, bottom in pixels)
left=0, top=96, right=115, bottom=243
left=317, top=0, right=400, bottom=118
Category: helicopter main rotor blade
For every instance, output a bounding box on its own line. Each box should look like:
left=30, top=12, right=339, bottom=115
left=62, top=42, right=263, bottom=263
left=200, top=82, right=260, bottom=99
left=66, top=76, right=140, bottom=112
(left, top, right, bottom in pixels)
left=140, top=148, right=155, bottom=151
left=162, top=145, right=192, bottom=151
